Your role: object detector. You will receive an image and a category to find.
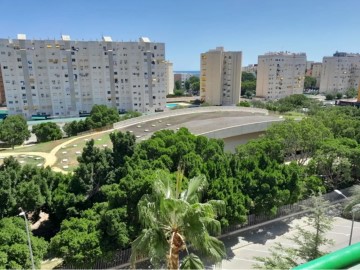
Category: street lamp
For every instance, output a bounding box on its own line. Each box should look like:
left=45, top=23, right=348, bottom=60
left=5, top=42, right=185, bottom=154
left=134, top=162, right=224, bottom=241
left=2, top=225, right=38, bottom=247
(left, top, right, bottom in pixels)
left=334, top=190, right=359, bottom=246
left=19, top=207, right=35, bottom=270
left=350, top=204, right=360, bottom=246
left=334, top=189, right=347, bottom=199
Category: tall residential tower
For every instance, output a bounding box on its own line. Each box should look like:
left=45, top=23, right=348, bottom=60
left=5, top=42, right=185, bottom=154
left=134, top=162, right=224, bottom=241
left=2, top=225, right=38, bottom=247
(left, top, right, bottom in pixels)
left=256, top=52, right=306, bottom=100
left=320, top=52, right=360, bottom=94
left=200, top=47, right=242, bottom=105
left=0, top=34, right=172, bottom=118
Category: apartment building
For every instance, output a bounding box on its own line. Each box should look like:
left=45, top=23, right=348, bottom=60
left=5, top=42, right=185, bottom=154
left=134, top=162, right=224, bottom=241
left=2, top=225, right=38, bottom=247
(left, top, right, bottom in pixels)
left=320, top=52, right=360, bottom=94
left=256, top=52, right=306, bottom=100
left=200, top=47, right=242, bottom=105
left=164, top=61, right=174, bottom=95
left=0, top=66, right=5, bottom=105
left=0, top=34, right=172, bottom=118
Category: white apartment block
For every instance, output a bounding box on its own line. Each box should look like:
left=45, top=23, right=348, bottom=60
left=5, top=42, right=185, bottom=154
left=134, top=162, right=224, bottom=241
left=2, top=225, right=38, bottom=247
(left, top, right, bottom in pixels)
left=320, top=52, right=360, bottom=94
left=311, top=62, right=322, bottom=88
left=256, top=52, right=306, bottom=100
left=200, top=47, right=242, bottom=105
left=0, top=34, right=172, bottom=118
left=164, top=61, right=174, bottom=95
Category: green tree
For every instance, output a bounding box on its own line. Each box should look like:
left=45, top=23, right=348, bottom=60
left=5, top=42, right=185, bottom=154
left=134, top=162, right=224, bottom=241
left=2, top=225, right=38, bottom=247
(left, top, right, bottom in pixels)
left=265, top=118, right=332, bottom=165
left=345, top=87, right=357, bottom=98
left=130, top=171, right=226, bottom=269
left=174, top=89, right=184, bottom=96
left=325, top=93, right=335, bottom=100
left=86, top=104, right=120, bottom=129
left=50, top=216, right=103, bottom=267
left=237, top=101, right=250, bottom=107
left=254, top=193, right=334, bottom=269
left=110, top=131, right=136, bottom=168
left=336, top=92, right=343, bottom=99
left=0, top=217, right=48, bottom=269
left=304, top=76, right=317, bottom=89
left=175, top=80, right=181, bottom=90
left=32, top=122, right=62, bottom=142
left=241, top=72, right=256, bottom=82
left=0, top=115, right=30, bottom=149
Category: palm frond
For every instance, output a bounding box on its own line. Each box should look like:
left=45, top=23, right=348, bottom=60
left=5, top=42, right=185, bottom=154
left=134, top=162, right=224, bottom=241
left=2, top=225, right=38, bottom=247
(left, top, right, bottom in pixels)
left=153, top=171, right=175, bottom=199
left=130, top=228, right=154, bottom=268
left=137, top=194, right=158, bottom=228
left=180, top=253, right=205, bottom=269
left=201, top=236, right=227, bottom=263
left=200, top=217, right=222, bottom=236
left=181, top=175, right=207, bottom=203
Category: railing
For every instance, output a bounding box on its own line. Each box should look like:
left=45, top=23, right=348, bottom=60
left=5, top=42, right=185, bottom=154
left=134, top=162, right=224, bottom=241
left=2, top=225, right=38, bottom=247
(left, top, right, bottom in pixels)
left=60, top=187, right=353, bottom=269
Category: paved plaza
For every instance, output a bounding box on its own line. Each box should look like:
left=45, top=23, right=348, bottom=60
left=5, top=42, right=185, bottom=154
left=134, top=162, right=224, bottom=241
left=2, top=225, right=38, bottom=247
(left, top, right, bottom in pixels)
left=219, top=216, right=360, bottom=269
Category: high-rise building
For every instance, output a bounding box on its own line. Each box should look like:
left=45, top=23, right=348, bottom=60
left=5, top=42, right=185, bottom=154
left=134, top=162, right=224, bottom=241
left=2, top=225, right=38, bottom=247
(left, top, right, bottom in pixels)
left=0, top=34, right=172, bottom=118
left=164, top=61, right=174, bottom=95
left=200, top=47, right=242, bottom=105
left=0, top=65, right=5, bottom=105
left=256, top=52, right=306, bottom=100
left=320, top=52, right=360, bottom=94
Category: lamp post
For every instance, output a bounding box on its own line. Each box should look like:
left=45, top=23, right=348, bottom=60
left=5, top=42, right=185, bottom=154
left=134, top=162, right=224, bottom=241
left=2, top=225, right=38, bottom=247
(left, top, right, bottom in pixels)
left=19, top=207, right=35, bottom=270
left=351, top=204, right=360, bottom=246
left=334, top=190, right=360, bottom=246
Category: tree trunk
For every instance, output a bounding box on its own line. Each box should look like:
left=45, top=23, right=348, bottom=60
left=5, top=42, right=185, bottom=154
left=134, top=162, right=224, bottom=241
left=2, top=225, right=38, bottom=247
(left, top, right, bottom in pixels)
left=167, top=232, right=184, bottom=270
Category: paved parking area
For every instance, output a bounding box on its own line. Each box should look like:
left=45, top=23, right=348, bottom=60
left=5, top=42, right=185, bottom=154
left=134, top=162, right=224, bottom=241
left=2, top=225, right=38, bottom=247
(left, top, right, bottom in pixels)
left=220, top=217, right=360, bottom=269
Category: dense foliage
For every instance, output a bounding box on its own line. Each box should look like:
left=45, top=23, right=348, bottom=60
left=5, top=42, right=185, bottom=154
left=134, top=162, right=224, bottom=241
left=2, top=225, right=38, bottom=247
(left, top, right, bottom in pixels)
left=32, top=122, right=63, bottom=143
left=1, top=104, right=360, bottom=268
left=241, top=72, right=256, bottom=97
left=0, top=115, right=30, bottom=148
left=251, top=94, right=322, bottom=113
left=63, top=106, right=140, bottom=137
left=0, top=217, right=48, bottom=269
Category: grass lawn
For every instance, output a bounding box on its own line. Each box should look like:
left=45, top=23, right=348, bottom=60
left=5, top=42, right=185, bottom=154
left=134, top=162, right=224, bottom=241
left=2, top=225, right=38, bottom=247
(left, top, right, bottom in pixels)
left=0, top=154, right=46, bottom=167
left=0, top=137, right=71, bottom=154
left=54, top=132, right=113, bottom=171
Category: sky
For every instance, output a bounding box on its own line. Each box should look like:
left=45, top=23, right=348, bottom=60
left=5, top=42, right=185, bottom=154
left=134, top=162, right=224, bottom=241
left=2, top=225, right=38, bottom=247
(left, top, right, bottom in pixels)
left=2, top=0, right=360, bottom=70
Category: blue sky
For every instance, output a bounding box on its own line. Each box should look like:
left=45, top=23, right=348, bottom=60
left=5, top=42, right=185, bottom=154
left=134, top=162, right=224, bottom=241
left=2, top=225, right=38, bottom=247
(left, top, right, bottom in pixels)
left=2, top=0, right=360, bottom=70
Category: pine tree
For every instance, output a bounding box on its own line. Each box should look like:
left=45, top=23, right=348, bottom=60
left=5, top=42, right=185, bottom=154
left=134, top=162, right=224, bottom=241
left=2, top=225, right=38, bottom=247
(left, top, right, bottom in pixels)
left=254, top=192, right=334, bottom=269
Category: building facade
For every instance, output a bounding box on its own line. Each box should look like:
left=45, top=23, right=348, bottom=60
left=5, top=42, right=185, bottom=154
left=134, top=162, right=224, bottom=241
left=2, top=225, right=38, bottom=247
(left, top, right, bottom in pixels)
left=0, top=34, right=172, bottom=118
left=256, top=52, right=306, bottom=100
left=0, top=65, right=5, bottom=105
left=164, top=61, right=174, bottom=95
left=320, top=52, right=360, bottom=94
left=200, top=47, right=242, bottom=105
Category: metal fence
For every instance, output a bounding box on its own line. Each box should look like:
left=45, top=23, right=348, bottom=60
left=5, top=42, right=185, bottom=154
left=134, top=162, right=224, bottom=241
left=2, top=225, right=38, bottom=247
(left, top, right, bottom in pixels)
left=60, top=187, right=353, bottom=269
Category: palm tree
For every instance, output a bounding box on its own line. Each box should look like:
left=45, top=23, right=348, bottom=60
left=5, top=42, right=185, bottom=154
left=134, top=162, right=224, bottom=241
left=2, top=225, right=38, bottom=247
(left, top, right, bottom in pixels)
left=130, top=170, right=226, bottom=269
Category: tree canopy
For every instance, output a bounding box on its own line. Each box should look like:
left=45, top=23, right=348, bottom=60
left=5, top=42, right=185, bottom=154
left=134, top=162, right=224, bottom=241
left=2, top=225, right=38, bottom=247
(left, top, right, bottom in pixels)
left=0, top=115, right=30, bottom=148
left=32, top=122, right=63, bottom=143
